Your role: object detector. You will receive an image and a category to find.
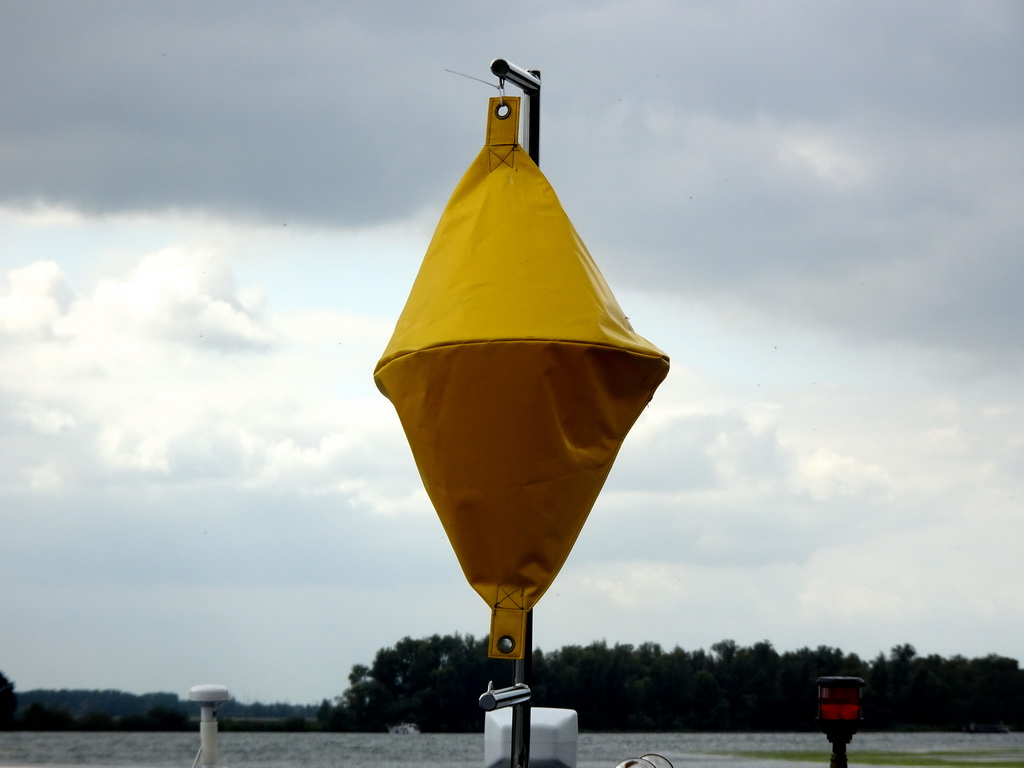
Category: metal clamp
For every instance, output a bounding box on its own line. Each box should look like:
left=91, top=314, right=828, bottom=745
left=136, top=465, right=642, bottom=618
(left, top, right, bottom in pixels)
left=479, top=681, right=532, bottom=711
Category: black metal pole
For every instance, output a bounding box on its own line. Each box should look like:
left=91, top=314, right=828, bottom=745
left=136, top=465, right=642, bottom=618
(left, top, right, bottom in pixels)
left=490, top=60, right=541, bottom=768
left=510, top=611, right=533, bottom=768
left=828, top=739, right=849, bottom=768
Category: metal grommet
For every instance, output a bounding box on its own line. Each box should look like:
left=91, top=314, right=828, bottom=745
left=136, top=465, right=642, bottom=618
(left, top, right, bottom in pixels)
left=496, top=635, right=515, bottom=653
left=494, top=101, right=511, bottom=119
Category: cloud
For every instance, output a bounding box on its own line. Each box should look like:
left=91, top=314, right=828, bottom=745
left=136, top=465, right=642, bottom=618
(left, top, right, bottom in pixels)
left=0, top=260, right=75, bottom=336
left=0, top=248, right=408, bottom=496
left=0, top=1, right=488, bottom=225
left=790, top=447, right=893, bottom=502
left=72, top=247, right=275, bottom=350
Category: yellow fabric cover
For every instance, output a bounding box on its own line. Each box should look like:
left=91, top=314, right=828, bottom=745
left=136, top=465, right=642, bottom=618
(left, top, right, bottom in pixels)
left=374, top=97, right=669, bottom=658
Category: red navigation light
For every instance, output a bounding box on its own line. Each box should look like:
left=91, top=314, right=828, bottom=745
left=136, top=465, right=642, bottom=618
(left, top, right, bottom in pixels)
left=818, top=679, right=863, bottom=721
left=816, top=676, right=864, bottom=768
left=817, top=676, right=864, bottom=722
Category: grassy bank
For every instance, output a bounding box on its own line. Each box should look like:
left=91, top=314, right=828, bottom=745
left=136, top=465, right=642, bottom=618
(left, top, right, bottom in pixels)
left=727, top=749, right=1024, bottom=766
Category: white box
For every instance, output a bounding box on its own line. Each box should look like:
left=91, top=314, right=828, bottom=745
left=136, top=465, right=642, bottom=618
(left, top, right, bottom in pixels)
left=484, top=707, right=578, bottom=768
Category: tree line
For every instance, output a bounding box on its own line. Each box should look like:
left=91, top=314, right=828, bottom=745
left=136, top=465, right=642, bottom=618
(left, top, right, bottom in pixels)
left=327, top=635, right=1024, bottom=732
left=4, top=636, right=1023, bottom=732
left=0, top=672, right=319, bottom=731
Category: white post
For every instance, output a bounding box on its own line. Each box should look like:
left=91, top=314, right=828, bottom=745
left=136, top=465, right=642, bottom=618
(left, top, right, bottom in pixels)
left=198, top=703, right=219, bottom=766
left=189, top=684, right=230, bottom=768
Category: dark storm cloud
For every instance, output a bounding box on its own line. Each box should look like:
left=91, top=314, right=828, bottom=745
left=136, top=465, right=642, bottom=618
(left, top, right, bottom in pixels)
left=0, top=1, right=489, bottom=222
left=534, top=2, right=1024, bottom=366
left=2, top=0, right=1022, bottom=364
left=6, top=1, right=1016, bottom=223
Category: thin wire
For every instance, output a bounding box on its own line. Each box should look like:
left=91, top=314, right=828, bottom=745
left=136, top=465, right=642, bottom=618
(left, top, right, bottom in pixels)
left=190, top=745, right=203, bottom=768
left=444, top=68, right=500, bottom=90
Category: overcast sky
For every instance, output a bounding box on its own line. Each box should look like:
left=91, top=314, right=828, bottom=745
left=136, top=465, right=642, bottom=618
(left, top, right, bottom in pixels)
left=2, top=0, right=1023, bottom=706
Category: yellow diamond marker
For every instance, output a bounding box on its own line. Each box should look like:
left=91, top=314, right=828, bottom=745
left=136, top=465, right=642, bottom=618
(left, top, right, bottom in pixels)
left=374, top=97, right=669, bottom=658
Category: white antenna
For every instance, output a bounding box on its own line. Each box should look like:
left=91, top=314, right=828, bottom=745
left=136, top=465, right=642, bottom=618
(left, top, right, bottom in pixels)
left=188, top=684, right=230, bottom=768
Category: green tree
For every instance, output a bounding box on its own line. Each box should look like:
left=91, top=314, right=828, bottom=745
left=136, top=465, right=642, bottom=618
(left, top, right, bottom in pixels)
left=119, top=706, right=190, bottom=731
left=865, top=652, right=894, bottom=728
left=17, top=702, right=74, bottom=730
left=316, top=698, right=332, bottom=727
left=691, top=669, right=729, bottom=730
left=78, top=712, right=116, bottom=731
left=336, top=634, right=506, bottom=732
left=0, top=670, right=15, bottom=729
left=967, top=654, right=1024, bottom=724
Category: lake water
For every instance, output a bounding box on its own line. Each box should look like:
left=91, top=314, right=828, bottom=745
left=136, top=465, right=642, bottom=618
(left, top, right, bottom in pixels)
left=2, top=730, right=1023, bottom=768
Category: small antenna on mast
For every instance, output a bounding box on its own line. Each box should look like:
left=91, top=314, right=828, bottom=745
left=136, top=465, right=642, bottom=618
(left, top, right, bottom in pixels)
left=444, top=68, right=501, bottom=90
